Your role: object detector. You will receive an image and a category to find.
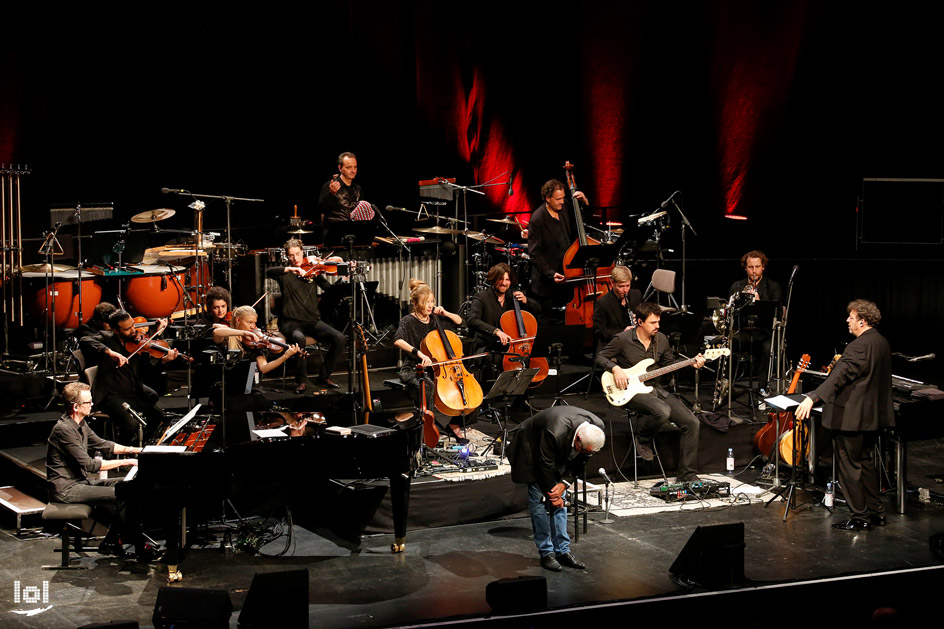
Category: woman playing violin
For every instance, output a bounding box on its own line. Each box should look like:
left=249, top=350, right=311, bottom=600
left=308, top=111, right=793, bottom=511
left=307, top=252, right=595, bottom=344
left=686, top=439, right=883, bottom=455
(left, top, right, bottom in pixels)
left=202, top=286, right=232, bottom=329
left=393, top=279, right=465, bottom=441
left=212, top=305, right=302, bottom=376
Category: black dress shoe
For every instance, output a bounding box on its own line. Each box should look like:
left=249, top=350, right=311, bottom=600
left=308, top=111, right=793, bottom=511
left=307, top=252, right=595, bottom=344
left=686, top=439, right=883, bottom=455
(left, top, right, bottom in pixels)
left=635, top=438, right=655, bottom=461
left=540, top=554, right=562, bottom=572
left=869, top=513, right=888, bottom=527
left=831, top=518, right=871, bottom=531
left=317, top=377, right=341, bottom=389
left=134, top=542, right=164, bottom=564
left=98, top=540, right=126, bottom=558
left=556, top=552, right=586, bottom=569
left=295, top=382, right=307, bottom=394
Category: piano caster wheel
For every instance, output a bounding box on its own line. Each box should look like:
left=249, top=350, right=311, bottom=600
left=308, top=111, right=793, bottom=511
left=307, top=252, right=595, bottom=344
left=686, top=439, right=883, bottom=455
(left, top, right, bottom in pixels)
left=390, top=539, right=406, bottom=553
left=167, top=569, right=183, bottom=583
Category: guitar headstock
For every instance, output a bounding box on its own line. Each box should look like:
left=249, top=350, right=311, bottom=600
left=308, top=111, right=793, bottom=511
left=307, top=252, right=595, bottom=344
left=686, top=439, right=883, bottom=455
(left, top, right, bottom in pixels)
left=704, top=347, right=731, bottom=361
left=797, top=353, right=812, bottom=373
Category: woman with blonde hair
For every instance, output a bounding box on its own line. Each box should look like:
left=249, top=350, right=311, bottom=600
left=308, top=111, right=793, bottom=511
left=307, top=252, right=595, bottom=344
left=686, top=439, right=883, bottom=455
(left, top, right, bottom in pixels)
left=393, top=279, right=465, bottom=441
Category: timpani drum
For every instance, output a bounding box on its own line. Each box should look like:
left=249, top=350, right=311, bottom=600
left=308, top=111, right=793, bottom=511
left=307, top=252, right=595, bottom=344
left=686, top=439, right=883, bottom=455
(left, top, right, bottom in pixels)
left=22, top=270, right=102, bottom=329
left=124, top=263, right=208, bottom=319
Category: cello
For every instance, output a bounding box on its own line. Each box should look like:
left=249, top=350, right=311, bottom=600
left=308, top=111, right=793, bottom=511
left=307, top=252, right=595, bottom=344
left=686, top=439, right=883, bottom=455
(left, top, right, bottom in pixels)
left=499, top=288, right=549, bottom=388
left=420, top=314, right=484, bottom=417
left=561, top=161, right=613, bottom=328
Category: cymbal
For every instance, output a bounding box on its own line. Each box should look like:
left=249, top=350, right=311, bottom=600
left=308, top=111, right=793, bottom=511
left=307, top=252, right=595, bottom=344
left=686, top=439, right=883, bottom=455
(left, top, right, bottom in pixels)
left=414, top=226, right=461, bottom=235
left=486, top=217, right=523, bottom=227
left=465, top=231, right=505, bottom=245
left=131, top=208, right=176, bottom=223
left=286, top=228, right=313, bottom=234
left=605, top=221, right=623, bottom=227
left=20, top=263, right=76, bottom=273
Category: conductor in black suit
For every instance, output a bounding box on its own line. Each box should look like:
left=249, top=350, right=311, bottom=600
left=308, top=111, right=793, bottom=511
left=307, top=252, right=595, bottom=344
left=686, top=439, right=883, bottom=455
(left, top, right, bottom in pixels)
left=592, top=265, right=643, bottom=347
left=796, top=299, right=895, bottom=531
left=507, top=406, right=605, bottom=572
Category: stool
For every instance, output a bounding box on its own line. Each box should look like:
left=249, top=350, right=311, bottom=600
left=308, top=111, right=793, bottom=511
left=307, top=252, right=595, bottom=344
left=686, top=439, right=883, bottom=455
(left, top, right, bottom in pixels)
left=41, top=503, right=94, bottom=570
left=618, top=410, right=668, bottom=489
left=383, top=379, right=409, bottom=392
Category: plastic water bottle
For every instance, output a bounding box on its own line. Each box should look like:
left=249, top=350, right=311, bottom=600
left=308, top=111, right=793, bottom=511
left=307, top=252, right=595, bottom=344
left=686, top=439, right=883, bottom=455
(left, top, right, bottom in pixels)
left=726, top=448, right=735, bottom=475
left=825, top=482, right=834, bottom=508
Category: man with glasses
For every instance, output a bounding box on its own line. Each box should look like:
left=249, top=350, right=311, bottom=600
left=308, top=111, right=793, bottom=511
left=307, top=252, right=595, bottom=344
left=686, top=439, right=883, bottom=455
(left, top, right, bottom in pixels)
left=46, top=382, right=157, bottom=560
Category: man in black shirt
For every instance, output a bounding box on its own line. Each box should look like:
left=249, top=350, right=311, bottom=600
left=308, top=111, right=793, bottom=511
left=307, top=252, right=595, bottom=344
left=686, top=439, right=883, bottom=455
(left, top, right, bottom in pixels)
left=728, top=250, right=782, bottom=397
left=592, top=265, right=643, bottom=348
left=47, top=382, right=153, bottom=559
left=595, top=302, right=705, bottom=482
left=81, top=310, right=174, bottom=444
left=527, top=179, right=588, bottom=316
left=318, top=151, right=375, bottom=223
left=267, top=238, right=346, bottom=392
left=467, top=263, right=542, bottom=380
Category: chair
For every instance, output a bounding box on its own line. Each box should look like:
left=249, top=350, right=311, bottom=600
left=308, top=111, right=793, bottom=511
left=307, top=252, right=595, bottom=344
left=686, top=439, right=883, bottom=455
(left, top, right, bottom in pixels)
left=83, top=365, right=115, bottom=441
left=41, top=503, right=94, bottom=570
left=618, top=410, right=669, bottom=489
left=642, top=268, right=680, bottom=310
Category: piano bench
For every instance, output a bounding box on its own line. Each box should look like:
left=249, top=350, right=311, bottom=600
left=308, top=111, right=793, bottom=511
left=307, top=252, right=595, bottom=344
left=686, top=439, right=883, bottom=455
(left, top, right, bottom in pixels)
left=383, top=379, right=410, bottom=392
left=42, top=503, right=94, bottom=571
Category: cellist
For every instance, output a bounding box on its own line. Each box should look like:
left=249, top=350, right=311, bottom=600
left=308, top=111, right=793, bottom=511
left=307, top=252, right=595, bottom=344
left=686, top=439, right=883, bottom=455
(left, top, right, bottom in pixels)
left=393, top=279, right=466, bottom=442
left=467, top=263, right=542, bottom=382
left=527, top=179, right=590, bottom=319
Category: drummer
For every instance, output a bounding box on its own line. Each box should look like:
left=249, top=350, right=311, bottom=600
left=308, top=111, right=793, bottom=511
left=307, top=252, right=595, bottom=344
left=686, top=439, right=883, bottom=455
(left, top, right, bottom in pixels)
left=393, top=279, right=466, bottom=442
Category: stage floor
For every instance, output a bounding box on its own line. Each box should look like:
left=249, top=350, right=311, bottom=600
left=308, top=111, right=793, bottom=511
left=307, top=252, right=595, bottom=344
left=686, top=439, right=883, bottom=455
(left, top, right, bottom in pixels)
left=2, top=366, right=943, bottom=627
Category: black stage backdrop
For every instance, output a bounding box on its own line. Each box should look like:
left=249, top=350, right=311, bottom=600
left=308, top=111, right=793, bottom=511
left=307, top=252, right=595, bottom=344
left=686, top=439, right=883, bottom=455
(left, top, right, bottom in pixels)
left=2, top=3, right=942, bottom=380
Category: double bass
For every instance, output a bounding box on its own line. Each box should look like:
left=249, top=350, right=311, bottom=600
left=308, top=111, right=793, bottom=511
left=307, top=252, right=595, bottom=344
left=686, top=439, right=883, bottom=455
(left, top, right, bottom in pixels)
left=561, top=161, right=613, bottom=328
left=499, top=288, right=549, bottom=387
left=420, top=314, right=484, bottom=417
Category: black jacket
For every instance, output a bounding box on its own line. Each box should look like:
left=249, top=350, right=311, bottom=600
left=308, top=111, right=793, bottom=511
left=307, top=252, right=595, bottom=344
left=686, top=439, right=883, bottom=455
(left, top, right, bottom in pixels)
left=467, top=286, right=542, bottom=353
left=592, top=289, right=643, bottom=347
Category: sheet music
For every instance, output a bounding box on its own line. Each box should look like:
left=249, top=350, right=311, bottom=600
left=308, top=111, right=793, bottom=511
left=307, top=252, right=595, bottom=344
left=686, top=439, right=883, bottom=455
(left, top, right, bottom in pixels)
left=142, top=445, right=188, bottom=453
left=122, top=466, right=137, bottom=482
left=155, top=404, right=202, bottom=445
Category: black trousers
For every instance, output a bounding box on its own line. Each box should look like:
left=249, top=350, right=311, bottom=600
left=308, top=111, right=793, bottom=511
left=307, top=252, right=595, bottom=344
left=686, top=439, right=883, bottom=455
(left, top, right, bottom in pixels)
left=833, top=430, right=883, bottom=520
left=281, top=318, right=347, bottom=383
left=628, top=389, right=700, bottom=480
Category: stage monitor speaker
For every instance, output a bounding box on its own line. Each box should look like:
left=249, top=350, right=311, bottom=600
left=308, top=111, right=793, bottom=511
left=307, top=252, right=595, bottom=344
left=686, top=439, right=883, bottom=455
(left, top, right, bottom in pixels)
left=669, top=521, right=745, bottom=588
left=238, top=569, right=309, bottom=627
left=485, top=575, right=547, bottom=613
left=930, top=532, right=944, bottom=560
left=152, top=587, right=232, bottom=628
left=78, top=622, right=139, bottom=629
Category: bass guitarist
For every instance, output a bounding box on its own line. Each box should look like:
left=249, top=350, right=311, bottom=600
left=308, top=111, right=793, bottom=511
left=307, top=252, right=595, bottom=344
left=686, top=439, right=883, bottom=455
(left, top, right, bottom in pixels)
left=594, top=302, right=705, bottom=483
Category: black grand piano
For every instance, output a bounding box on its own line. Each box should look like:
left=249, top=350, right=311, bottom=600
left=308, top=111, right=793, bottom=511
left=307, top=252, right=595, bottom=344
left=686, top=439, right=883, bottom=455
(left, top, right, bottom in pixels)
left=118, top=373, right=423, bottom=581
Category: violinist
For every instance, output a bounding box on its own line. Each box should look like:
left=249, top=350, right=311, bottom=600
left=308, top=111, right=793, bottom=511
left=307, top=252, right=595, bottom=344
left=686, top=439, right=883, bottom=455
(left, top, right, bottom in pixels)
left=393, top=279, right=465, bottom=441
left=191, top=286, right=233, bottom=403
left=81, top=310, right=173, bottom=444
left=211, top=305, right=302, bottom=376
left=527, top=179, right=589, bottom=319
left=728, top=250, right=782, bottom=399
left=201, top=286, right=232, bottom=330
left=467, top=263, right=541, bottom=381
left=266, top=238, right=347, bottom=393
left=76, top=301, right=117, bottom=371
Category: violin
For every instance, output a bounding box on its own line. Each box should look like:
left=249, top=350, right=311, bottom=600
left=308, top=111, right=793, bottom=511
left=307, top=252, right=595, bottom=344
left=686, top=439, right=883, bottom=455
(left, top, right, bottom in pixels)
left=420, top=314, right=484, bottom=417
left=298, top=255, right=347, bottom=281
left=561, top=161, right=613, bottom=328
left=498, top=288, right=549, bottom=387
left=124, top=336, right=193, bottom=363
left=242, top=329, right=309, bottom=358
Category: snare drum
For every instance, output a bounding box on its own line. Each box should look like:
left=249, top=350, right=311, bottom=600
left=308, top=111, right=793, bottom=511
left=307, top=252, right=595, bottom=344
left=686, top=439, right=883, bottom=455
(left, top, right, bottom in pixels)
left=22, top=270, right=102, bottom=329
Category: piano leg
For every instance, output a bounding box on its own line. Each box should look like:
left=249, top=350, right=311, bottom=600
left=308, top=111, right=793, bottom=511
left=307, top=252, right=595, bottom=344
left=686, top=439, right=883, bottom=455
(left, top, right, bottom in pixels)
left=164, top=507, right=183, bottom=582
left=389, top=472, right=413, bottom=553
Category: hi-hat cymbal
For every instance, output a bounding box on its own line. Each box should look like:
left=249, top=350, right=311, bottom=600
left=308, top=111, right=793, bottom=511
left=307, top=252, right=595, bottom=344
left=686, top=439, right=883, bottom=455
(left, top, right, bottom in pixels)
left=131, top=208, right=176, bottom=223
left=414, top=226, right=461, bottom=235
left=486, top=217, right=523, bottom=227
left=465, top=231, right=505, bottom=244
left=20, top=263, right=76, bottom=273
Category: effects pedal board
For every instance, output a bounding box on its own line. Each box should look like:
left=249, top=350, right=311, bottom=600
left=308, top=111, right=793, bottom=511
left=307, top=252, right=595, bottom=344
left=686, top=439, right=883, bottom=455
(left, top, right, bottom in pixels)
left=650, top=479, right=731, bottom=502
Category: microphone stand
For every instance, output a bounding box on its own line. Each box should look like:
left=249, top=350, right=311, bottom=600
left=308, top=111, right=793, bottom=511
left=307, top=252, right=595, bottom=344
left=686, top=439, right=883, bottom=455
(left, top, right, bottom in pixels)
left=666, top=192, right=697, bottom=311
left=375, top=207, right=411, bottom=317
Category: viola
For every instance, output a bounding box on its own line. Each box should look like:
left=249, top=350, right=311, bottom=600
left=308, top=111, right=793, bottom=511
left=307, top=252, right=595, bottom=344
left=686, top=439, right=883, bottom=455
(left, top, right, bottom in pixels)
left=420, top=313, right=484, bottom=417
left=498, top=289, right=549, bottom=388
left=561, top=161, right=613, bottom=328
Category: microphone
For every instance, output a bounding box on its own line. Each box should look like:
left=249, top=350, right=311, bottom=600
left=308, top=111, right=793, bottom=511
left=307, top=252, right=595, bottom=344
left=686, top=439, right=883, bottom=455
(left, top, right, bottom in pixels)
left=161, top=188, right=187, bottom=195
left=386, top=205, right=408, bottom=212
left=789, top=265, right=799, bottom=284
left=659, top=190, right=679, bottom=209
left=507, top=172, right=514, bottom=196
left=121, top=402, right=147, bottom=427
left=598, top=468, right=613, bottom=486
left=909, top=353, right=936, bottom=362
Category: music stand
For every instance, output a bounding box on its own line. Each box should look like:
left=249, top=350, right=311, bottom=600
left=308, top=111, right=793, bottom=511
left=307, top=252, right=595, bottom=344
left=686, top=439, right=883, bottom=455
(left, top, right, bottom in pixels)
left=659, top=310, right=708, bottom=411
left=480, top=367, right=539, bottom=459
left=731, top=299, right=779, bottom=415
left=763, top=393, right=822, bottom=521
